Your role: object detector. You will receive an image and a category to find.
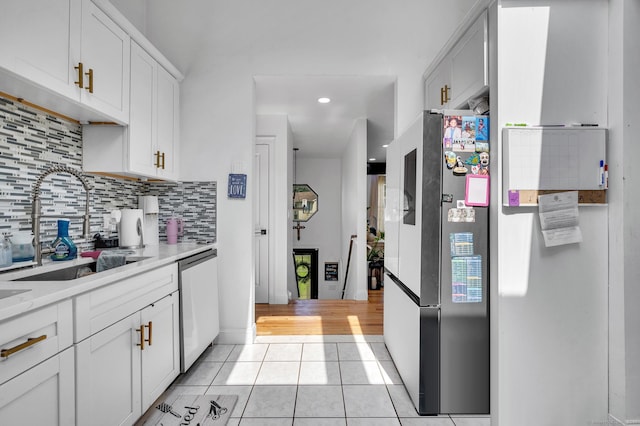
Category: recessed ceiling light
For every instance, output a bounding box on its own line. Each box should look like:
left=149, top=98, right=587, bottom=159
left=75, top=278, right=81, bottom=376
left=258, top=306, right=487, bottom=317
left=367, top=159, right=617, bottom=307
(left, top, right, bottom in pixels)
left=382, top=144, right=389, bottom=148
left=369, top=158, right=376, bottom=161
left=317, top=97, right=331, bottom=104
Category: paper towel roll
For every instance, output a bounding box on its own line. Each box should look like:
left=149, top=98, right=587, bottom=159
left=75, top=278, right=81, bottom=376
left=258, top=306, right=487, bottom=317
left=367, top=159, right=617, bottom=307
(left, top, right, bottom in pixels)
left=119, top=209, right=144, bottom=248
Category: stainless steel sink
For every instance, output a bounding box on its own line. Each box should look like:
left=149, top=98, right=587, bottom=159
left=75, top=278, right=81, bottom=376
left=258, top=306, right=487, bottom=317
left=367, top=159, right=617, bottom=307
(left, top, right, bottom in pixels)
left=13, top=258, right=145, bottom=282
left=14, top=262, right=98, bottom=281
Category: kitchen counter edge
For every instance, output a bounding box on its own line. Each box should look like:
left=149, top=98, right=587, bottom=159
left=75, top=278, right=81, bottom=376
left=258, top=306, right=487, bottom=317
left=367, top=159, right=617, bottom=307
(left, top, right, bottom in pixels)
left=0, top=243, right=216, bottom=322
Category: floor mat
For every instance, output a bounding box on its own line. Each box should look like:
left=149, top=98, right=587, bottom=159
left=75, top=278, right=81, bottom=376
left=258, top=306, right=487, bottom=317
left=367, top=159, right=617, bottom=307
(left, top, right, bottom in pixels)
left=150, top=394, right=237, bottom=425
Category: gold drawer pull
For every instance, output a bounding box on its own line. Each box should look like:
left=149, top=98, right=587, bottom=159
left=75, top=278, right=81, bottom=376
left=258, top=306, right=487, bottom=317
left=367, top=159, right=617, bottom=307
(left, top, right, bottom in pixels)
left=1, top=335, right=47, bottom=358
left=137, top=325, right=145, bottom=350
left=74, top=63, right=84, bottom=88
left=85, top=68, right=94, bottom=93
left=145, top=321, right=153, bottom=346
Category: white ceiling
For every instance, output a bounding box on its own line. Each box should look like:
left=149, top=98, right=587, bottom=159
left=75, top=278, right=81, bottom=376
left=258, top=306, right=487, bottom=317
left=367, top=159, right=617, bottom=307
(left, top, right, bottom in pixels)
left=254, top=75, right=395, bottom=162
left=111, top=0, right=484, bottom=165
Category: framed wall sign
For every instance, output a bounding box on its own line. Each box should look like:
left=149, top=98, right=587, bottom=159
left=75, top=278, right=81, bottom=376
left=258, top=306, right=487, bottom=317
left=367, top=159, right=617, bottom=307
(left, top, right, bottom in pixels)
left=325, top=262, right=339, bottom=281
left=228, top=174, right=247, bottom=199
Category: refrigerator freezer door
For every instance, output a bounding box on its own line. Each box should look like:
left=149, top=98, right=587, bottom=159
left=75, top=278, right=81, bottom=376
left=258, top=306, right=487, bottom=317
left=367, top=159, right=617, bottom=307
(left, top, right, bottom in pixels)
left=438, top=113, right=489, bottom=414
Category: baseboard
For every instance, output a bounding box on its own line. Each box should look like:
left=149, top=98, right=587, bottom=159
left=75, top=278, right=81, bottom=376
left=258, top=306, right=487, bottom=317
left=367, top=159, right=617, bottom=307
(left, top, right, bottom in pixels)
left=216, top=324, right=257, bottom=344
left=608, top=413, right=640, bottom=425
left=608, top=415, right=624, bottom=425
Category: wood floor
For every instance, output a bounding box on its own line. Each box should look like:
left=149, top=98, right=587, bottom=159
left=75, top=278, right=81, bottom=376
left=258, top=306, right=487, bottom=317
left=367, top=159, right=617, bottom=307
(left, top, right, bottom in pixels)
left=255, top=289, right=384, bottom=335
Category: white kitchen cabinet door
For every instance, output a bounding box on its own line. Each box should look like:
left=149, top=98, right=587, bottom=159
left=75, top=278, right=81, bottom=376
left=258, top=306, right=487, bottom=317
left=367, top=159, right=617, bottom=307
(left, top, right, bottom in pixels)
left=84, top=40, right=180, bottom=181
left=0, top=0, right=81, bottom=101
left=80, top=0, right=130, bottom=123
left=155, top=64, right=180, bottom=180
left=424, top=57, right=451, bottom=110
left=449, top=10, right=488, bottom=109
left=76, top=312, right=142, bottom=426
left=0, top=347, right=75, bottom=425
left=140, top=292, right=180, bottom=411
left=128, top=41, right=157, bottom=177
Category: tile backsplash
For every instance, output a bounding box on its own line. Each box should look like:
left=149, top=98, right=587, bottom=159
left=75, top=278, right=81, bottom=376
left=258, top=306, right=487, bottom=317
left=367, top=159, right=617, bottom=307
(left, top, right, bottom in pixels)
left=0, top=96, right=216, bottom=245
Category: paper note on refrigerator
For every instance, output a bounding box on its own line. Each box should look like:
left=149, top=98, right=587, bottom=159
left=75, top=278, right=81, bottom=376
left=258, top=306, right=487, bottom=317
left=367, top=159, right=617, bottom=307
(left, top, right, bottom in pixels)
left=538, top=191, right=582, bottom=247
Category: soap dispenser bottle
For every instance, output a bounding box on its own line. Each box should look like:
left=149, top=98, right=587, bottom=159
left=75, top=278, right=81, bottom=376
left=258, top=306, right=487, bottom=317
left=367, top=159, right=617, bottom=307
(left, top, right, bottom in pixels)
left=51, top=219, right=77, bottom=261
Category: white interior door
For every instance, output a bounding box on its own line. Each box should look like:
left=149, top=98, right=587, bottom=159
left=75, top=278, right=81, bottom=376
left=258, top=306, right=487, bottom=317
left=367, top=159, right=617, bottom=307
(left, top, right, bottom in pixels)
left=255, top=140, right=271, bottom=303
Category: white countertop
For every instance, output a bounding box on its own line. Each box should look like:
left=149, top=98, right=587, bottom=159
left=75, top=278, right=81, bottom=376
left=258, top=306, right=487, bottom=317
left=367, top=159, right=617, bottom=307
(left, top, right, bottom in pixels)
left=0, top=242, right=216, bottom=322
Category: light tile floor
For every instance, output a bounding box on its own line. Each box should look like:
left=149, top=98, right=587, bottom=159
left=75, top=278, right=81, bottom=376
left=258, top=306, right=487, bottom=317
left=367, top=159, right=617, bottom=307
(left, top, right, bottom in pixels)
left=137, top=335, right=491, bottom=425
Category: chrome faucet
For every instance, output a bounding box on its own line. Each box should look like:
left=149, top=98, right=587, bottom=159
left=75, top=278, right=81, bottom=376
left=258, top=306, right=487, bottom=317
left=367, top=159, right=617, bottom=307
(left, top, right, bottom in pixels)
left=31, top=166, right=93, bottom=265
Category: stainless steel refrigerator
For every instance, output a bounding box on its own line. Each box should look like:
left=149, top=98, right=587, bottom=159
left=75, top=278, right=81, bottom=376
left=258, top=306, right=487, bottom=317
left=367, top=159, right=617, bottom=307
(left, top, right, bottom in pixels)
left=384, top=110, right=489, bottom=415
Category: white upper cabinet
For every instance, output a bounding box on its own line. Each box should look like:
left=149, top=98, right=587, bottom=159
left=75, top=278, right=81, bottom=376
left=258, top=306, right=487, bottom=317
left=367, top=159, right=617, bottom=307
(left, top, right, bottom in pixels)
left=79, top=0, right=130, bottom=123
left=83, top=40, right=181, bottom=181
left=155, top=65, right=180, bottom=180
left=0, top=0, right=129, bottom=124
left=0, top=0, right=81, bottom=101
left=424, top=10, right=488, bottom=110
left=128, top=41, right=158, bottom=177
left=425, top=57, right=452, bottom=109
left=449, top=10, right=488, bottom=109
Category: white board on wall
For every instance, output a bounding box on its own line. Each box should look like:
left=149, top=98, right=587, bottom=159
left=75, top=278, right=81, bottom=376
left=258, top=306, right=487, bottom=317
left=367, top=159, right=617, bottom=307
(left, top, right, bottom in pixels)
left=502, top=127, right=607, bottom=205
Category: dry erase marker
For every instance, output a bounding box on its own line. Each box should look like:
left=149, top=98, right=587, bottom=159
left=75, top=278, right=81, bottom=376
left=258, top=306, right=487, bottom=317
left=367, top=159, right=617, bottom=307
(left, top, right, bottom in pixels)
left=604, top=164, right=608, bottom=189
left=599, top=160, right=605, bottom=186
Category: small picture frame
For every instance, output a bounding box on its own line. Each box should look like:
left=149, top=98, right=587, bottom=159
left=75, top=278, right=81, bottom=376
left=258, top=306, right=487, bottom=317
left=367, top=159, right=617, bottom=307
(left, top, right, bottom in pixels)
left=228, top=174, right=247, bottom=199
left=325, top=262, right=339, bottom=281
left=465, top=174, right=490, bottom=206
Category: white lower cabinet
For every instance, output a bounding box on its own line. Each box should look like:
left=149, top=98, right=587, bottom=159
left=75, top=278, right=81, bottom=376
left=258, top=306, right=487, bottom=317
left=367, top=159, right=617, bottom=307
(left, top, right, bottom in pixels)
left=75, top=291, right=179, bottom=426
left=76, top=311, right=142, bottom=426
left=141, top=292, right=180, bottom=410
left=0, top=346, right=75, bottom=425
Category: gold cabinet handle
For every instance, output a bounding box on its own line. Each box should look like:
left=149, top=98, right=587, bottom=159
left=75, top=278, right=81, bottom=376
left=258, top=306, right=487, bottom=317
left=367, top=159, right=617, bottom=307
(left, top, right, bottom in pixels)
left=85, top=68, right=94, bottom=93
left=136, top=325, right=145, bottom=350
left=145, top=321, right=153, bottom=346
left=440, top=86, right=446, bottom=105
left=74, top=63, right=84, bottom=89
left=160, top=152, right=165, bottom=170
left=1, top=335, right=47, bottom=358
left=154, top=151, right=161, bottom=168
left=443, top=84, right=450, bottom=103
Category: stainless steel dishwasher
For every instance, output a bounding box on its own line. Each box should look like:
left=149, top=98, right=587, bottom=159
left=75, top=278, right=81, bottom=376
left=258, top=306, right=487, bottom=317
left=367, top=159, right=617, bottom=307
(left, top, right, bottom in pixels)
left=178, top=248, right=219, bottom=372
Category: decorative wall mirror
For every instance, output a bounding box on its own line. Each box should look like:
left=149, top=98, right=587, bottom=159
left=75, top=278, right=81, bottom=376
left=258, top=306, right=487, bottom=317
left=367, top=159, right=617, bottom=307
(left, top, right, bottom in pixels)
left=293, top=184, right=318, bottom=222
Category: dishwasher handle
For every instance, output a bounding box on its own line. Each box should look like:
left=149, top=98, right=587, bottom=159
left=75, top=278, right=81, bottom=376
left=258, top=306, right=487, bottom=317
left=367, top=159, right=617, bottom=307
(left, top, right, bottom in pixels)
left=179, top=249, right=217, bottom=270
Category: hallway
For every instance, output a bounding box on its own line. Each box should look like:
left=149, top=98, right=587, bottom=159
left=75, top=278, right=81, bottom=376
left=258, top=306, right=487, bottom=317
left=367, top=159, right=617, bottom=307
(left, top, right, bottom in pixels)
left=255, top=290, right=384, bottom=335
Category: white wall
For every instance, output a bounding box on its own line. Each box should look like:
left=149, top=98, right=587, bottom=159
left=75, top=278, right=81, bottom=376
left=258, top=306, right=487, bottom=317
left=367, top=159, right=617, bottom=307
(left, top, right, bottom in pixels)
left=608, top=0, right=640, bottom=423
left=138, top=0, right=476, bottom=342
left=293, top=158, right=343, bottom=299
left=494, top=2, right=609, bottom=425
left=341, top=119, right=368, bottom=300
left=256, top=115, right=293, bottom=305
left=109, top=0, right=147, bottom=34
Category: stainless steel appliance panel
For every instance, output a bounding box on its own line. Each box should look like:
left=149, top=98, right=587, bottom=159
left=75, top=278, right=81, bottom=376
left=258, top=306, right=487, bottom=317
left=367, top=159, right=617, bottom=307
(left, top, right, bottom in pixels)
left=419, top=113, right=445, bottom=307
left=418, top=306, right=440, bottom=415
